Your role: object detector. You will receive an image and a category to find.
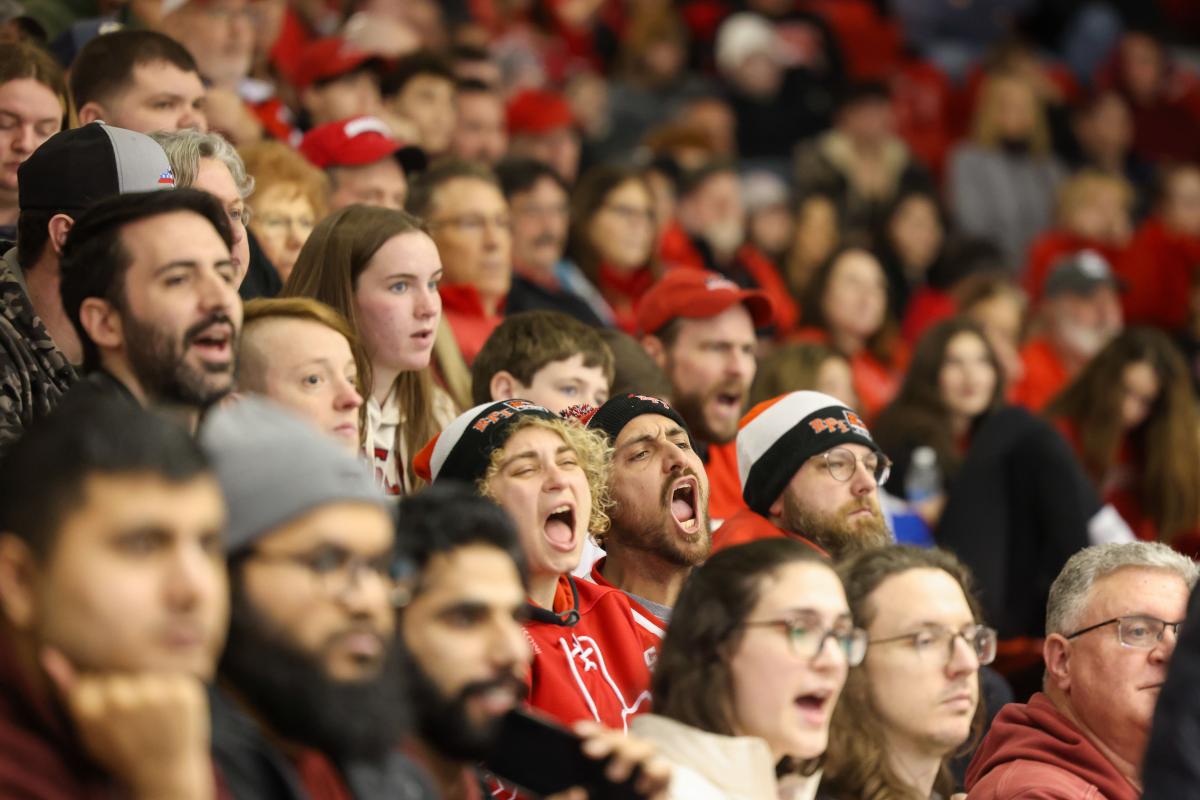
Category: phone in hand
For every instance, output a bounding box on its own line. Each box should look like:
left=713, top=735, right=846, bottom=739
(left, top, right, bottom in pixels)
left=483, top=709, right=645, bottom=799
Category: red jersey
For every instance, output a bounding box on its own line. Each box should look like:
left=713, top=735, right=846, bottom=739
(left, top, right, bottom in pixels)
left=704, top=439, right=748, bottom=524
left=523, top=576, right=656, bottom=732
left=588, top=557, right=669, bottom=637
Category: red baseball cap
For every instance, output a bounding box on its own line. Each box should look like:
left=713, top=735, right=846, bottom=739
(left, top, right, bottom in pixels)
left=299, top=115, right=427, bottom=174
left=506, top=88, right=574, bottom=135
left=292, top=37, right=376, bottom=90
left=636, top=269, right=774, bottom=336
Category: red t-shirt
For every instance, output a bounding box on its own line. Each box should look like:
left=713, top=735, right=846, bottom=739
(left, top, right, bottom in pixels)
left=1011, top=337, right=1069, bottom=412
left=523, top=576, right=656, bottom=732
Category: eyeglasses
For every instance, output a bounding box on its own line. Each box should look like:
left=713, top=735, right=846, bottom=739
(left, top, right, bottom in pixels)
left=248, top=545, right=396, bottom=599
left=744, top=617, right=868, bottom=666
left=227, top=205, right=251, bottom=227
left=1065, top=615, right=1183, bottom=649
left=869, top=623, right=997, bottom=666
left=257, top=214, right=314, bottom=232
left=429, top=212, right=511, bottom=235
left=812, top=447, right=892, bottom=485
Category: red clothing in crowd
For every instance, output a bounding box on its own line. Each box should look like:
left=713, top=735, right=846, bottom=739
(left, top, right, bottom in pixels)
left=597, top=262, right=655, bottom=335
left=1116, top=218, right=1200, bottom=332
left=589, top=557, right=668, bottom=637
left=900, top=285, right=957, bottom=346
left=439, top=283, right=504, bottom=365
left=965, top=692, right=1139, bottom=800
left=523, top=575, right=656, bottom=732
left=1011, top=336, right=1069, bottom=412
left=710, top=508, right=829, bottom=557
left=1024, top=231, right=1126, bottom=305
left=790, top=327, right=907, bottom=419
left=704, top=439, right=747, bottom=524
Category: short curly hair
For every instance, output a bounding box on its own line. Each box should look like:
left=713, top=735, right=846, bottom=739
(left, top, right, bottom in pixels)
left=478, top=415, right=613, bottom=536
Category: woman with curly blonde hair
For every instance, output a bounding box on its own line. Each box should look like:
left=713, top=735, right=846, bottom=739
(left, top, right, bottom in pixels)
left=413, top=399, right=660, bottom=733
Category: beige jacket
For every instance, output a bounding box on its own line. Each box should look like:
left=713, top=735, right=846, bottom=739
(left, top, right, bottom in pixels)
left=630, top=714, right=822, bottom=800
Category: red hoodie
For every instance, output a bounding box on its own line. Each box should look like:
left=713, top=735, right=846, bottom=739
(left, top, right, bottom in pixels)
left=965, top=693, right=1139, bottom=800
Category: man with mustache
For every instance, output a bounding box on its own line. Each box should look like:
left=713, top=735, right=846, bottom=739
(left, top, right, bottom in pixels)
left=496, top=157, right=611, bottom=327
left=59, top=188, right=242, bottom=432
left=395, top=483, right=672, bottom=800
left=637, top=269, right=772, bottom=523
left=967, top=542, right=1196, bottom=800
left=201, top=398, right=433, bottom=799
left=583, top=393, right=712, bottom=629
left=712, top=390, right=893, bottom=560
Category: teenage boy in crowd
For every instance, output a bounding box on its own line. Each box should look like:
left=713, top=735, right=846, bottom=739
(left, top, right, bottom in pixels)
left=713, top=390, right=892, bottom=559
left=59, top=189, right=241, bottom=430
left=72, top=30, right=208, bottom=134
left=395, top=484, right=671, bottom=800
left=637, top=269, right=771, bottom=522
left=470, top=310, right=612, bottom=413
left=201, top=398, right=433, bottom=799
left=1, top=123, right=175, bottom=453
left=0, top=394, right=228, bottom=798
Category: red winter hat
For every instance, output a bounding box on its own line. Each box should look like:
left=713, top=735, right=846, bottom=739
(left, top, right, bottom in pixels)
left=636, top=269, right=774, bottom=337
left=299, top=115, right=427, bottom=174
left=292, top=37, right=375, bottom=90
left=506, top=88, right=574, bottom=135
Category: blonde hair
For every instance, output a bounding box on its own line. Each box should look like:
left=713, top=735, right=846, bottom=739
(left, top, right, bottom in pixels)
left=479, top=415, right=614, bottom=537
left=239, top=140, right=331, bottom=220
left=970, top=72, right=1051, bottom=155
left=1055, top=168, right=1133, bottom=224
left=151, top=129, right=254, bottom=197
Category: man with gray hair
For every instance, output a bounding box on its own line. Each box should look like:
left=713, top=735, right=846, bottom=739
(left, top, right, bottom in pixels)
left=965, top=542, right=1196, bottom=800
left=152, top=129, right=280, bottom=299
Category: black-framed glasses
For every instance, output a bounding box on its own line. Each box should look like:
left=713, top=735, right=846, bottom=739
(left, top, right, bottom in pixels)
left=1065, top=615, right=1183, bottom=649
left=744, top=617, right=868, bottom=666
left=812, top=447, right=892, bottom=485
left=248, top=545, right=395, bottom=599
left=869, top=623, right=997, bottom=666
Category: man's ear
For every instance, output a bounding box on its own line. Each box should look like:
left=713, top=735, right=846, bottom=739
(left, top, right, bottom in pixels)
left=76, top=101, right=106, bottom=127
left=0, top=534, right=39, bottom=631
left=47, top=214, right=74, bottom=257
left=1043, top=633, right=1072, bottom=692
left=641, top=335, right=666, bottom=370
left=767, top=494, right=786, bottom=525
left=78, top=297, right=123, bottom=354
left=489, top=370, right=518, bottom=402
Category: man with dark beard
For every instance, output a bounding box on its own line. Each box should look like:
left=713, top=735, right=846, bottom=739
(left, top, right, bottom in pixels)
left=394, top=483, right=672, bottom=800
left=583, top=393, right=712, bottom=630
left=59, top=188, right=242, bottom=431
left=200, top=398, right=434, bottom=800
left=712, top=390, right=893, bottom=560
left=637, top=270, right=773, bottom=524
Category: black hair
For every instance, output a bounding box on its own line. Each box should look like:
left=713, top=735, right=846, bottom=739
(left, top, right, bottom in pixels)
left=380, top=50, right=456, bottom=99
left=394, top=482, right=528, bottom=588
left=494, top=156, right=568, bottom=200
left=58, top=188, right=233, bottom=373
left=404, top=159, right=500, bottom=221
left=834, top=80, right=891, bottom=113
left=15, top=208, right=53, bottom=272
left=455, top=76, right=494, bottom=95
left=70, top=30, right=200, bottom=110
left=0, top=392, right=209, bottom=558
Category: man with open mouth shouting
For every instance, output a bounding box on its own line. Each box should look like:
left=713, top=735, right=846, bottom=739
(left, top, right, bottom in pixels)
left=583, top=393, right=712, bottom=634
left=59, top=188, right=242, bottom=431
left=414, top=399, right=659, bottom=733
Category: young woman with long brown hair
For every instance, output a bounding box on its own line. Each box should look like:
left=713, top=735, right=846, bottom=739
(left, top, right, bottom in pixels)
left=1047, top=327, right=1200, bottom=545
left=282, top=204, right=456, bottom=496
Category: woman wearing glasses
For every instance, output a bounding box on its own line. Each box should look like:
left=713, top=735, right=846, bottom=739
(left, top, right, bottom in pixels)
left=822, top=546, right=995, bottom=800
left=632, top=538, right=864, bottom=799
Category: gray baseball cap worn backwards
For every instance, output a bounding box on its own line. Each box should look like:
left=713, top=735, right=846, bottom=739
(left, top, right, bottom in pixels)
left=200, top=397, right=387, bottom=554
left=17, top=122, right=175, bottom=214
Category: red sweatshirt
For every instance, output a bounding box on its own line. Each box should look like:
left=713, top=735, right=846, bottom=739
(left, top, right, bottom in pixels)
left=710, top=507, right=829, bottom=557
left=1116, top=218, right=1200, bottom=333
left=522, top=575, right=657, bottom=732
left=965, top=692, right=1139, bottom=800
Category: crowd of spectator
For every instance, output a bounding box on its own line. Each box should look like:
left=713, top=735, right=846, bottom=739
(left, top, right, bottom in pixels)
left=2, top=0, right=1200, bottom=798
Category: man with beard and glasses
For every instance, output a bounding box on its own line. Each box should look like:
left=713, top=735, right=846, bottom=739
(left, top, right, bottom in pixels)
left=712, top=390, right=893, bottom=560
left=200, top=398, right=435, bottom=800
left=637, top=269, right=772, bottom=523
left=582, top=393, right=711, bottom=631
left=59, top=188, right=241, bottom=432
left=394, top=482, right=673, bottom=800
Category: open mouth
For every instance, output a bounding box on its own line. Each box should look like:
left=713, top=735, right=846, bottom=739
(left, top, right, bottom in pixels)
left=713, top=392, right=742, bottom=415
left=189, top=324, right=234, bottom=362
left=543, top=503, right=577, bottom=552
left=794, top=689, right=832, bottom=722
left=669, top=478, right=700, bottom=533
left=411, top=329, right=435, bottom=346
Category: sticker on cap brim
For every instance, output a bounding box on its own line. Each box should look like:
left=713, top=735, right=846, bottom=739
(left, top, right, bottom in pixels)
left=158, top=170, right=175, bottom=186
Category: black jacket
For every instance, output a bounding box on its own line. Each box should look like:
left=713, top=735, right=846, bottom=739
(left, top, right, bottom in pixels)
left=1141, top=585, right=1200, bottom=799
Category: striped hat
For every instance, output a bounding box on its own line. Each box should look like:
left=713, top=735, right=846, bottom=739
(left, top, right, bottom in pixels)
left=737, top=391, right=881, bottom=516
left=413, top=399, right=559, bottom=484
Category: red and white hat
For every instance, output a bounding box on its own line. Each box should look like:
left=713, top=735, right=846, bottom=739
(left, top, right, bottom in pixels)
left=292, top=37, right=376, bottom=90
left=737, top=391, right=881, bottom=516
left=299, top=115, right=427, bottom=174
left=636, top=269, right=774, bottom=337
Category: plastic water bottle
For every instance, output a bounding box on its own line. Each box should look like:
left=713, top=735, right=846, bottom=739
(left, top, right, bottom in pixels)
left=905, top=446, right=942, bottom=504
